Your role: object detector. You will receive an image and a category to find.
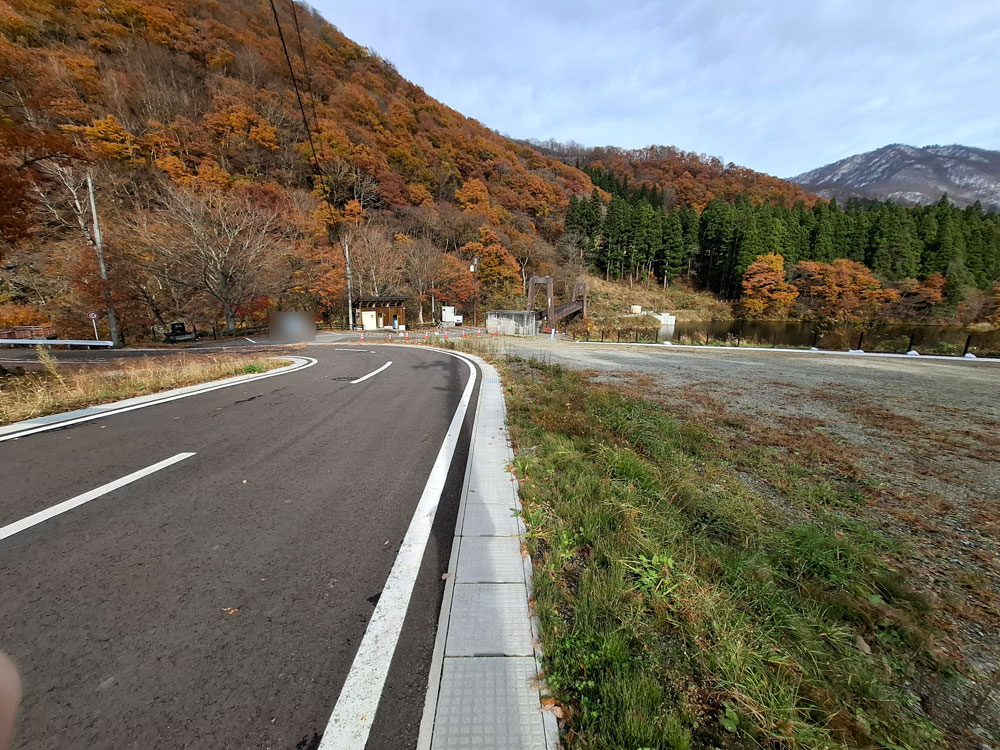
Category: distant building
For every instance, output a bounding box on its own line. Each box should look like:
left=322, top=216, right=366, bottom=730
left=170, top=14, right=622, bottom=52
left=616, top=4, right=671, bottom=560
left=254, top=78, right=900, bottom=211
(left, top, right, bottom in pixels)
left=355, top=296, right=408, bottom=331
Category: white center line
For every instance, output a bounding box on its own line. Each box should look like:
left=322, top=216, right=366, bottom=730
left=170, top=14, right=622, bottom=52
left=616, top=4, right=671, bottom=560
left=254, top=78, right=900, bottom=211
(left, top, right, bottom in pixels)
left=350, top=361, right=392, bottom=384
left=0, top=453, right=196, bottom=541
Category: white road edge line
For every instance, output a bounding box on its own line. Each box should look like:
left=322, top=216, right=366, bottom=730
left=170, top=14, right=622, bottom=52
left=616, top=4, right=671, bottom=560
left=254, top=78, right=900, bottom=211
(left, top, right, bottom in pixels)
left=0, top=356, right=317, bottom=443
left=0, top=452, right=196, bottom=542
left=318, top=348, right=476, bottom=750
left=244, top=337, right=257, bottom=343
left=350, top=360, right=392, bottom=384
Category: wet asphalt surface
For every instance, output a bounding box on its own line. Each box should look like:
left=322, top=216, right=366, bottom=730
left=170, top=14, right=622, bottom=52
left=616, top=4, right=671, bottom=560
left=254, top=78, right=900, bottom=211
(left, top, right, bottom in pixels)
left=0, top=344, right=478, bottom=749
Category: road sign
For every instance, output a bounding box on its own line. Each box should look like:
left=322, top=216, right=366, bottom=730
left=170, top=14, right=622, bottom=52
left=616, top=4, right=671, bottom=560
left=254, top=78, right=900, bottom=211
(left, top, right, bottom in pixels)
left=88, top=312, right=97, bottom=320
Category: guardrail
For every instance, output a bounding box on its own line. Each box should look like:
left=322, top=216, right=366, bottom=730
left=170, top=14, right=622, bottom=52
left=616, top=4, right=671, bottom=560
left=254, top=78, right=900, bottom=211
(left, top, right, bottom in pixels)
left=0, top=339, right=114, bottom=348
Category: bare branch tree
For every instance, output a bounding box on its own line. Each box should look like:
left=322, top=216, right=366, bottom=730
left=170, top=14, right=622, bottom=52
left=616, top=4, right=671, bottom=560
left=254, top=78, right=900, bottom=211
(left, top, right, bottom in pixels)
left=404, top=237, right=441, bottom=324
left=137, top=185, right=290, bottom=331
left=345, top=222, right=403, bottom=298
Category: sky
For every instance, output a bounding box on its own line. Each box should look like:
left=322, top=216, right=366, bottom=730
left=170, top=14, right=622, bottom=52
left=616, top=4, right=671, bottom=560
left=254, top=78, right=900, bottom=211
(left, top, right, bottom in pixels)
left=313, top=0, right=1000, bottom=178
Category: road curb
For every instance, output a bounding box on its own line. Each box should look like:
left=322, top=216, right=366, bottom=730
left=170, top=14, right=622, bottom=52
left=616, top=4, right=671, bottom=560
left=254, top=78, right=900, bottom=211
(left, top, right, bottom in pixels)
left=0, top=355, right=316, bottom=442
left=417, top=353, right=558, bottom=750
left=569, top=339, right=1000, bottom=363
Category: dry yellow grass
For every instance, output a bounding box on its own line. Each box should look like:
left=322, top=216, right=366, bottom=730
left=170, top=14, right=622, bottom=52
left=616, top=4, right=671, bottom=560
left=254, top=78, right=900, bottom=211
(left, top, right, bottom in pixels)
left=0, top=349, right=286, bottom=425
left=584, top=274, right=731, bottom=321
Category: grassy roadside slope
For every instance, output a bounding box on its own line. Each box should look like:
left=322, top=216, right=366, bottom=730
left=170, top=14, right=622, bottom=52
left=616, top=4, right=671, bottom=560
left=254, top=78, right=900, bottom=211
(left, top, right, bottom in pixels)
left=584, top=276, right=731, bottom=322
left=0, top=351, right=287, bottom=425
left=506, top=360, right=951, bottom=749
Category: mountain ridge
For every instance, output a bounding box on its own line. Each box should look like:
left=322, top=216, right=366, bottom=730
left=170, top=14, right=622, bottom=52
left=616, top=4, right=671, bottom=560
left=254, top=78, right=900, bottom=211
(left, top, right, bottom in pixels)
left=790, top=143, right=1000, bottom=209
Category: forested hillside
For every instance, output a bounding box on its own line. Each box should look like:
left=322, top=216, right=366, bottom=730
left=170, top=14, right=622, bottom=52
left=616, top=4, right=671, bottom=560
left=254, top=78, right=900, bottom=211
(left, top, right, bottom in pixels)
left=0, top=0, right=590, bottom=338
left=1, top=0, right=997, bottom=340
left=529, top=140, right=818, bottom=210
left=567, top=171, right=1000, bottom=310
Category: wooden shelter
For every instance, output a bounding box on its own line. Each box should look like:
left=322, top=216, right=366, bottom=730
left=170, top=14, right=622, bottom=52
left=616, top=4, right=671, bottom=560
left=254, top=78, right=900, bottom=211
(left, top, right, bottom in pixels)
left=355, top=295, right=408, bottom=330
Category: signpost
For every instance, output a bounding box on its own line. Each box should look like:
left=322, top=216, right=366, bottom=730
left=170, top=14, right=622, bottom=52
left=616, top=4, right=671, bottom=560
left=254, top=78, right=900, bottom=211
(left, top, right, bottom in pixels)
left=88, top=312, right=98, bottom=341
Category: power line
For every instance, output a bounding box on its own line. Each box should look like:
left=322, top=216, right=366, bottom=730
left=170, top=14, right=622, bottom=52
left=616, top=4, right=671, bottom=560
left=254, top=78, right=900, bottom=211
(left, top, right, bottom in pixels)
left=267, top=0, right=356, bottom=329
left=287, top=0, right=321, bottom=134
left=267, top=0, right=322, bottom=181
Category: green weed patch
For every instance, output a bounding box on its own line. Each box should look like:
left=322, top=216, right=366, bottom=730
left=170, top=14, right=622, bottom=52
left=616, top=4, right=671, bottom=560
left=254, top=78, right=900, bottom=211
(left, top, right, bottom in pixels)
left=506, top=360, right=946, bottom=749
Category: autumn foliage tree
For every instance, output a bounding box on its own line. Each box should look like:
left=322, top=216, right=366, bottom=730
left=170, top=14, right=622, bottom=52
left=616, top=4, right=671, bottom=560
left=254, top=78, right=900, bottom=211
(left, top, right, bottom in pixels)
left=988, top=284, right=1000, bottom=327
left=891, top=273, right=946, bottom=321
left=461, top=225, right=521, bottom=304
left=435, top=253, right=476, bottom=306
left=738, top=254, right=798, bottom=319
left=791, top=259, right=900, bottom=324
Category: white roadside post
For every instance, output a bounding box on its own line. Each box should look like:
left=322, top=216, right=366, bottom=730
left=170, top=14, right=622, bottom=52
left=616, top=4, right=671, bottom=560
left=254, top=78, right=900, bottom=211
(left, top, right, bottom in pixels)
left=89, top=312, right=99, bottom=341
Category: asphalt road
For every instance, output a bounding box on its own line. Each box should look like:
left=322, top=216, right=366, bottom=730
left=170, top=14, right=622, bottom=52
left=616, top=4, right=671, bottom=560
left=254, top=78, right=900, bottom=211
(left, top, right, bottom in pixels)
left=0, top=344, right=478, bottom=749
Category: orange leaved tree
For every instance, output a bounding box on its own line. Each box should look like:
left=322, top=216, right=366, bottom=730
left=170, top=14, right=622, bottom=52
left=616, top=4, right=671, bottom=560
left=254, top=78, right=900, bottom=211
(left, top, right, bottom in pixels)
left=791, top=259, right=899, bottom=324
left=739, top=253, right=798, bottom=319
left=461, top=225, right=521, bottom=306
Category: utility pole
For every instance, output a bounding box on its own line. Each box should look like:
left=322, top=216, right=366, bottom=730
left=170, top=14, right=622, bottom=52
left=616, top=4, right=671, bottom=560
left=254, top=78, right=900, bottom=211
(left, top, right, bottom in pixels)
left=86, top=171, right=120, bottom=347
left=342, top=235, right=354, bottom=329
left=470, top=256, right=479, bottom=327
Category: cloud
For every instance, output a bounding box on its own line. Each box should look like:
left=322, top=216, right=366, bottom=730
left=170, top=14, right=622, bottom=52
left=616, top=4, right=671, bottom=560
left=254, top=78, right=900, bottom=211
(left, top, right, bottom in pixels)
left=313, top=0, right=1000, bottom=177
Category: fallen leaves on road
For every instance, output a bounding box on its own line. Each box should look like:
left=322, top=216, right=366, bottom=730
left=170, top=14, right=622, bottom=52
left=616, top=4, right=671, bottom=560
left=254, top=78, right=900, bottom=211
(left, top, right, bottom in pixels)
left=221, top=607, right=240, bottom=615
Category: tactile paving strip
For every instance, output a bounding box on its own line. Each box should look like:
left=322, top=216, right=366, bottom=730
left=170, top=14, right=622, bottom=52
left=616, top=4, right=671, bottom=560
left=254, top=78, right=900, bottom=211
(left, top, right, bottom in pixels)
left=467, top=471, right=518, bottom=504
left=460, top=502, right=523, bottom=537
left=431, top=657, right=547, bottom=750
left=445, top=584, right=533, bottom=657
left=421, top=359, right=557, bottom=750
left=455, top=536, right=525, bottom=583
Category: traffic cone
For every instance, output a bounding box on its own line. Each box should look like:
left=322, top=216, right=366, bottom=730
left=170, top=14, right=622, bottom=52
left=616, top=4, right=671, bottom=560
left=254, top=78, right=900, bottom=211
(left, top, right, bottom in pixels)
left=444, top=331, right=448, bottom=339
left=424, top=332, right=428, bottom=340
left=388, top=334, right=393, bottom=343
left=360, top=332, right=364, bottom=343
left=461, top=330, right=466, bottom=338
left=477, top=329, right=481, bottom=337
left=405, top=332, right=409, bottom=341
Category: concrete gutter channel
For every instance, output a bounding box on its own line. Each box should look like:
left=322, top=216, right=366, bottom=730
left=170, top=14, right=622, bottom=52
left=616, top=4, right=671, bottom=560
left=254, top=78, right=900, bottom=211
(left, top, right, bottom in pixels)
left=418, top=355, right=558, bottom=750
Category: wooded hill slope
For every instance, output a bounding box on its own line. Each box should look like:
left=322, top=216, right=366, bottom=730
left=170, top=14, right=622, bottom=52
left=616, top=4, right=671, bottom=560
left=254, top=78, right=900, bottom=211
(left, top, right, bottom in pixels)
left=0, top=0, right=833, bottom=339
left=0, top=0, right=588, bottom=336
left=528, top=139, right=818, bottom=211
